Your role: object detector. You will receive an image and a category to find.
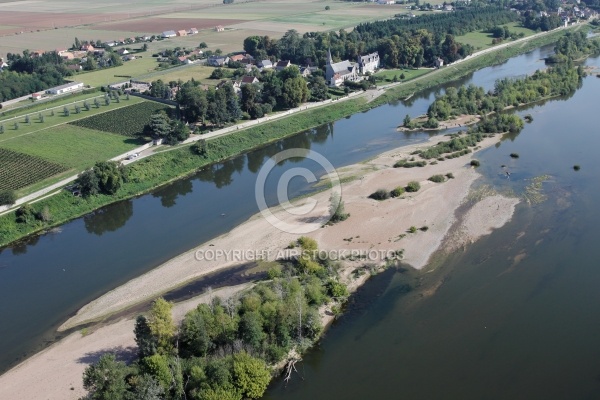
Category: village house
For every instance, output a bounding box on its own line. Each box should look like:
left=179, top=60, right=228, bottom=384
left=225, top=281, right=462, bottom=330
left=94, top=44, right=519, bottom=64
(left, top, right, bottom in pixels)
left=435, top=57, right=444, bottom=68
left=66, top=64, right=83, bottom=72
left=357, top=52, right=380, bottom=74
left=162, top=30, right=177, bottom=38
left=176, top=30, right=187, bottom=37
left=189, top=28, right=199, bottom=35
left=207, top=55, right=230, bottom=67
left=275, top=60, right=292, bottom=71
left=229, top=54, right=246, bottom=63
left=117, top=48, right=129, bottom=56
left=258, top=60, right=273, bottom=69
left=300, top=65, right=318, bottom=77
left=31, top=92, right=43, bottom=100
left=0, top=57, right=8, bottom=71
left=239, top=76, right=259, bottom=85
left=80, top=44, right=95, bottom=52
left=325, top=49, right=359, bottom=87
left=215, top=25, right=225, bottom=32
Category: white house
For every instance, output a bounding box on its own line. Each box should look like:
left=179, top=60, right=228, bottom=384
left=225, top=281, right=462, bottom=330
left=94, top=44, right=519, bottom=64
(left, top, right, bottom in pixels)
left=46, top=82, right=84, bottom=95
left=161, top=30, right=177, bottom=38
left=357, top=52, right=380, bottom=74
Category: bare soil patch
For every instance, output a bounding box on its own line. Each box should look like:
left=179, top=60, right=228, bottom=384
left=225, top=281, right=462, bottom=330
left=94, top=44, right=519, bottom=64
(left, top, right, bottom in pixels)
left=94, top=18, right=245, bottom=33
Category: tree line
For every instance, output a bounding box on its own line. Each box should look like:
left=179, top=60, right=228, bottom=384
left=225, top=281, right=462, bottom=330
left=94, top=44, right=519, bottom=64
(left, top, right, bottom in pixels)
left=81, top=236, right=354, bottom=400
left=243, top=7, right=518, bottom=69
left=0, top=51, right=72, bottom=102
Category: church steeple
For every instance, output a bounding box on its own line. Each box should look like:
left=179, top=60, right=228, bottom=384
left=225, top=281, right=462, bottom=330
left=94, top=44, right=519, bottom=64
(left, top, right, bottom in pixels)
left=327, top=47, right=333, bottom=65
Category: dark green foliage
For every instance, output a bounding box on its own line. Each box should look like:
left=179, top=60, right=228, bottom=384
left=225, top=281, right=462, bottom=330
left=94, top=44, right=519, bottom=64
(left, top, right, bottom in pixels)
left=405, top=181, right=420, bottom=192
left=524, top=114, right=533, bottom=122
left=470, top=159, right=481, bottom=167
left=573, top=165, right=581, bottom=171
left=0, top=148, right=67, bottom=191
left=445, top=172, right=454, bottom=179
left=394, top=159, right=426, bottom=168
left=82, top=353, right=130, bottom=400
left=369, top=189, right=391, bottom=200
left=419, top=133, right=484, bottom=159
left=76, top=169, right=100, bottom=198
left=69, top=102, right=168, bottom=136
left=428, top=174, right=445, bottom=183
left=93, top=161, right=127, bottom=195
left=473, top=114, right=523, bottom=134
left=510, top=153, right=519, bottom=158
left=134, top=315, right=158, bottom=359
left=0, top=190, right=17, bottom=205
left=390, top=186, right=405, bottom=198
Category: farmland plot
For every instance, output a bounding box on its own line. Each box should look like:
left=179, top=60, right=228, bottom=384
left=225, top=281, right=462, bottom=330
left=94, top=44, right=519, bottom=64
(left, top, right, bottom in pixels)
left=69, top=101, right=169, bottom=137
left=0, top=148, right=67, bottom=191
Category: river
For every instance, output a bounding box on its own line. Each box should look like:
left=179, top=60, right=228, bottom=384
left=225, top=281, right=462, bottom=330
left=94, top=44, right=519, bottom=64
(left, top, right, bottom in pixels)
left=0, top=44, right=565, bottom=374
left=264, top=55, right=600, bottom=399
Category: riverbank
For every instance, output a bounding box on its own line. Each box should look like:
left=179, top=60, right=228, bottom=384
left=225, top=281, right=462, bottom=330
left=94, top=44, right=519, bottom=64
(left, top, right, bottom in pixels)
left=0, top=130, right=520, bottom=399
left=0, top=24, right=580, bottom=249
left=60, top=132, right=519, bottom=330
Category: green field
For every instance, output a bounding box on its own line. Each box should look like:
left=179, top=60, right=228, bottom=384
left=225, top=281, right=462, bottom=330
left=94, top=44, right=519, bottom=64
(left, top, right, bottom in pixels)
left=456, top=22, right=536, bottom=50
left=0, top=96, right=144, bottom=140
left=374, top=68, right=433, bottom=86
left=0, top=125, right=140, bottom=170
left=0, top=148, right=68, bottom=192
left=76, top=57, right=161, bottom=87
left=137, top=63, right=215, bottom=85
left=70, top=101, right=169, bottom=136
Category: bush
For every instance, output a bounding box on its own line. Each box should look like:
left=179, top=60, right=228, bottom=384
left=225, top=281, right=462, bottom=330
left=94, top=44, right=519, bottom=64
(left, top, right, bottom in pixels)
left=394, top=159, right=426, bottom=168
left=369, top=189, right=390, bottom=201
left=470, top=160, right=480, bottom=167
left=0, top=190, right=17, bottom=206
left=573, top=165, right=581, bottom=171
left=405, top=181, right=420, bottom=192
left=408, top=226, right=417, bottom=233
left=510, top=153, right=519, bottom=158
left=390, top=186, right=405, bottom=198
left=445, top=172, right=454, bottom=179
left=428, top=174, right=445, bottom=183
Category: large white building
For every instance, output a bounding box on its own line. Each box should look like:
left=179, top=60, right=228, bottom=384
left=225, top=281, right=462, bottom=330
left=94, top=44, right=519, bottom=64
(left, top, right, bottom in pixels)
left=325, top=49, right=358, bottom=87
left=357, top=52, right=380, bottom=75
left=46, top=82, right=84, bottom=95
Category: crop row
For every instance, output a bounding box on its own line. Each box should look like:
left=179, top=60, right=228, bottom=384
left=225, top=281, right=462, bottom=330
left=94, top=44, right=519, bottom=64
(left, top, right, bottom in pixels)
left=0, top=148, right=68, bottom=191
left=69, top=101, right=168, bottom=137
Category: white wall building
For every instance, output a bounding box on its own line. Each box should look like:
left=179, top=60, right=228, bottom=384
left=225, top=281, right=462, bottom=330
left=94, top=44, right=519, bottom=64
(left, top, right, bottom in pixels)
left=46, top=82, right=84, bottom=95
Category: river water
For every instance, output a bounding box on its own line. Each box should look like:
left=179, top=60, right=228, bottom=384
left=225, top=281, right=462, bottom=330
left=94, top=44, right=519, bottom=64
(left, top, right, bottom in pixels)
left=0, top=44, right=574, bottom=374
left=264, top=56, right=600, bottom=399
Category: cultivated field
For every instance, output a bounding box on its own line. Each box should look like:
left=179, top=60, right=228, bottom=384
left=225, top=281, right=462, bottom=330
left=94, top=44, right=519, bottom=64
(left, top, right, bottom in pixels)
left=0, top=0, right=405, bottom=55
left=75, top=57, right=160, bottom=87
left=0, top=96, right=166, bottom=195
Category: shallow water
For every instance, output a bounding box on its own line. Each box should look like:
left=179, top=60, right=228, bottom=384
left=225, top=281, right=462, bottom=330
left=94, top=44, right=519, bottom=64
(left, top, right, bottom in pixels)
left=263, top=56, right=600, bottom=400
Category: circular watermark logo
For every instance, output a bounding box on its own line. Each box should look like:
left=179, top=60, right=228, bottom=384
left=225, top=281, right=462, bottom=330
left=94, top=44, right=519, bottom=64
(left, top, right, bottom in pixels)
left=255, top=149, right=342, bottom=234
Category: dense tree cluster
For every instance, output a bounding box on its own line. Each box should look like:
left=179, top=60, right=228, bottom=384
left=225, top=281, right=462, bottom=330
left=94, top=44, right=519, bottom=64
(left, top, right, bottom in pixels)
left=176, top=66, right=314, bottom=127
left=522, top=10, right=562, bottom=31
left=0, top=51, right=72, bottom=101
left=82, top=237, right=350, bottom=400
left=427, top=62, right=583, bottom=121
left=547, top=31, right=600, bottom=63
left=75, top=161, right=128, bottom=198
left=146, top=112, right=190, bottom=145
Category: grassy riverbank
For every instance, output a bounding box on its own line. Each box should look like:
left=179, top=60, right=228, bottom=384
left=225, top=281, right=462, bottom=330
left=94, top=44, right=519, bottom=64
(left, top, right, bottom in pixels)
left=0, top=27, right=578, bottom=248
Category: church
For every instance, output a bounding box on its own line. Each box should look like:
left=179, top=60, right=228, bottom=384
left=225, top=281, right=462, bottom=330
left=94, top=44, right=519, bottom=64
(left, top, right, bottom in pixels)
left=325, top=49, right=359, bottom=87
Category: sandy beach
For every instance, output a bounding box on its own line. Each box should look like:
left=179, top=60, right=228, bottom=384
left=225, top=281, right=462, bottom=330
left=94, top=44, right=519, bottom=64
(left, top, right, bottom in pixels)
left=0, top=133, right=520, bottom=400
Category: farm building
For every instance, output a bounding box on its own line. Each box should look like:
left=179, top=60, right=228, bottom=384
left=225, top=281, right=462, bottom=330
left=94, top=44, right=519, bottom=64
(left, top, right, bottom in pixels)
left=215, top=25, right=225, bottom=32
left=357, top=52, right=380, bottom=74
left=189, top=28, right=198, bottom=35
left=162, top=30, right=177, bottom=38
left=45, top=82, right=84, bottom=95
left=31, top=92, right=43, bottom=100
left=176, top=30, right=187, bottom=37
